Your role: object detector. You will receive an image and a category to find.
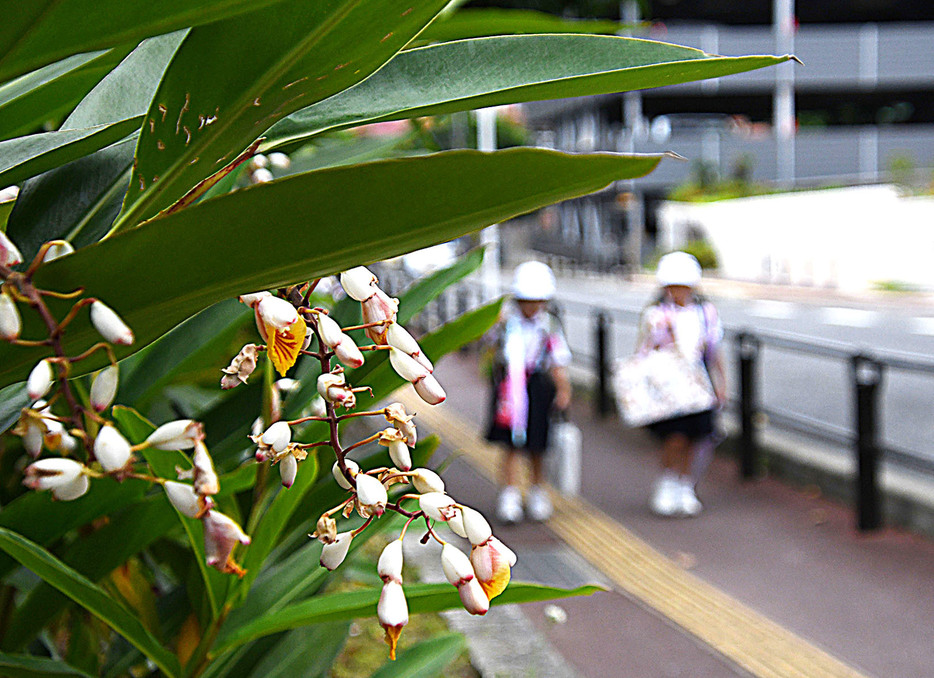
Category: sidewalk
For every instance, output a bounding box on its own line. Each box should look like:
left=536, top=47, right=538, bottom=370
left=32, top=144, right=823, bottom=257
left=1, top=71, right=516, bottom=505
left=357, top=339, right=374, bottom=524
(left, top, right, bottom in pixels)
left=408, top=350, right=934, bottom=678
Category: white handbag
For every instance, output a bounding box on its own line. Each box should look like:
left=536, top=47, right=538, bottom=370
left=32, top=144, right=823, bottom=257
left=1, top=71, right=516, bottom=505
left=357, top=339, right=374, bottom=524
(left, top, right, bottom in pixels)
left=613, top=345, right=717, bottom=428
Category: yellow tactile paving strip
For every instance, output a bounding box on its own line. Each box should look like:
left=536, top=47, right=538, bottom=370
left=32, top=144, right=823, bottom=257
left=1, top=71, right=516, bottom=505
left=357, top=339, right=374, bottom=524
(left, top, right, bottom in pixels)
left=401, top=392, right=869, bottom=678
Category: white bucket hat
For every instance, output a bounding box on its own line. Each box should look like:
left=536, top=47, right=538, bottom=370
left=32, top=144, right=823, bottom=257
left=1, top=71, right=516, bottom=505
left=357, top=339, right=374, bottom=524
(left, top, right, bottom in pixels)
left=656, top=251, right=702, bottom=287
left=511, top=261, right=557, bottom=301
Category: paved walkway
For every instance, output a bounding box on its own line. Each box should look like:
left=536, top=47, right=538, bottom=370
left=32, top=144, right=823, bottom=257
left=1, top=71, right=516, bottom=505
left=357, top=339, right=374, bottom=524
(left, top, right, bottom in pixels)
left=403, top=350, right=934, bottom=678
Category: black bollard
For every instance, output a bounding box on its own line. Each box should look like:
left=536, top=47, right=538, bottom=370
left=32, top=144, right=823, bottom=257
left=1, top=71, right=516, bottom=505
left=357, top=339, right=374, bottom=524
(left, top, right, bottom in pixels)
left=851, top=354, right=884, bottom=531
left=595, top=312, right=612, bottom=417
left=736, top=332, right=761, bottom=480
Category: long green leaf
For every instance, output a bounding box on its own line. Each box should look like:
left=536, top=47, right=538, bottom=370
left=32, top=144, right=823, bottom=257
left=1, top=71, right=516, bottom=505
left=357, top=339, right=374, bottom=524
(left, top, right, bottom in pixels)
left=370, top=633, right=466, bottom=678
left=0, top=0, right=288, bottom=82
left=0, top=652, right=94, bottom=678
left=0, top=148, right=665, bottom=389
left=0, top=528, right=180, bottom=677
left=114, top=0, right=452, bottom=230
left=0, top=478, right=148, bottom=581
left=5, top=33, right=185, bottom=257
left=0, top=122, right=138, bottom=189
left=217, top=582, right=601, bottom=651
left=245, top=622, right=350, bottom=678
left=265, top=34, right=792, bottom=148
left=0, top=47, right=131, bottom=142
left=417, top=8, right=624, bottom=43
left=2, top=496, right=177, bottom=651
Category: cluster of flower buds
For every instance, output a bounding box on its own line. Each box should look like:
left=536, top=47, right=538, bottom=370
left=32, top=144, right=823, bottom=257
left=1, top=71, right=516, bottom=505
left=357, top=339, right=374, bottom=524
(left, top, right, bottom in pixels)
left=247, top=152, right=291, bottom=184
left=2, top=232, right=250, bottom=578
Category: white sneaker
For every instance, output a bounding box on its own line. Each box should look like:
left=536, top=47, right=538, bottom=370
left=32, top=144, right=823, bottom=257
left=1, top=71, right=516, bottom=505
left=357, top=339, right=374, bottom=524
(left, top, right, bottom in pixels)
left=526, top=485, right=553, bottom=522
left=650, top=475, right=680, bottom=517
left=496, top=486, right=524, bottom=524
left=678, top=479, right=703, bottom=517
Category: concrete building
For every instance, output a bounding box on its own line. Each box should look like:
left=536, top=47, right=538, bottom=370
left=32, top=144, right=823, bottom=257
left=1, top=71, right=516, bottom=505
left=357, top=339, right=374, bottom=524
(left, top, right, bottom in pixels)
left=520, top=1, right=934, bottom=276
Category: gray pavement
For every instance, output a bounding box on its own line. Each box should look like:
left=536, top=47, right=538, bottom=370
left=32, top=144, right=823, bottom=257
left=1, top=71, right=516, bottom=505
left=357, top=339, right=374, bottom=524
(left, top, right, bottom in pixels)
left=416, top=349, right=934, bottom=678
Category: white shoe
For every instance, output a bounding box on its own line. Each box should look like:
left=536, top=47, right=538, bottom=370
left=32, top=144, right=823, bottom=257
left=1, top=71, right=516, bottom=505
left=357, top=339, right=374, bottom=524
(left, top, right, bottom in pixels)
left=650, top=475, right=680, bottom=517
left=496, top=486, right=524, bottom=524
left=678, top=479, right=703, bottom=517
left=526, top=485, right=553, bottom=522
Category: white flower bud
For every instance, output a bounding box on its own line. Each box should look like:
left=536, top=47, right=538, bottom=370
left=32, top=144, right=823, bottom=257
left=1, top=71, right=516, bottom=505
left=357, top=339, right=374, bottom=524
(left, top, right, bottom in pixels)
left=41, top=241, right=74, bottom=262
left=251, top=168, right=274, bottom=184
left=414, top=373, right=446, bottom=405
left=27, top=360, right=54, bottom=400
left=275, top=378, right=300, bottom=392
left=90, top=365, right=119, bottom=412
left=378, top=580, right=408, bottom=659
left=320, top=531, right=353, bottom=570
left=238, top=291, right=271, bottom=307
left=164, top=481, right=202, bottom=518
left=250, top=154, right=268, bottom=170
left=355, top=474, right=387, bottom=515
left=489, top=537, right=518, bottom=567
left=378, top=539, right=404, bottom=583
left=255, top=295, right=298, bottom=331
left=260, top=421, right=291, bottom=453
left=58, top=431, right=78, bottom=454
left=340, top=267, right=378, bottom=302
left=94, top=425, right=132, bottom=472
left=419, top=492, right=457, bottom=522
left=460, top=505, right=493, bottom=546
left=441, top=543, right=475, bottom=586
left=389, top=348, right=429, bottom=383
left=458, top=576, right=490, bottom=615
left=314, top=312, right=345, bottom=348
left=386, top=439, right=411, bottom=472
left=268, top=152, right=291, bottom=170
left=90, top=301, right=134, bottom=346
left=332, top=459, right=358, bottom=490
left=0, top=230, right=23, bottom=267
left=147, top=419, right=202, bottom=450
left=386, top=323, right=420, bottom=355
left=447, top=510, right=468, bottom=539
left=22, top=420, right=44, bottom=457
left=411, top=468, right=445, bottom=494
left=0, top=290, right=21, bottom=340
left=51, top=474, right=89, bottom=501
left=23, top=458, right=85, bottom=491
left=279, top=454, right=298, bottom=488
left=333, top=336, right=364, bottom=369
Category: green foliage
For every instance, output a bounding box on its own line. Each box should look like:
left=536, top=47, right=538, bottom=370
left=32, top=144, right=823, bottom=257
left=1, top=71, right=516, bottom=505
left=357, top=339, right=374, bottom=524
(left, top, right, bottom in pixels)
left=0, top=3, right=788, bottom=676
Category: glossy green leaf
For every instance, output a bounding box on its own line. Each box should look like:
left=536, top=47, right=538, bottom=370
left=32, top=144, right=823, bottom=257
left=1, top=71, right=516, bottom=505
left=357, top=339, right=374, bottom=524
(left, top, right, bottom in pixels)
left=0, top=47, right=131, bottom=142
left=0, top=196, right=12, bottom=230
left=244, top=622, right=350, bottom=678
left=2, top=496, right=177, bottom=651
left=0, top=0, right=288, bottom=82
left=0, top=122, right=138, bottom=189
left=217, top=582, right=602, bottom=651
left=417, top=8, right=623, bottom=43
left=370, top=633, right=466, bottom=678
left=0, top=478, right=148, bottom=581
left=0, top=528, right=180, bottom=677
left=0, top=148, right=665, bottom=389
left=5, top=33, right=185, bottom=257
left=265, top=34, right=792, bottom=148
left=396, top=247, right=484, bottom=325
left=0, top=652, right=94, bottom=678
left=0, top=382, right=27, bottom=433
left=114, top=0, right=452, bottom=230
left=5, top=136, right=136, bottom=259
left=116, top=298, right=251, bottom=408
